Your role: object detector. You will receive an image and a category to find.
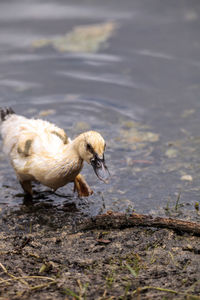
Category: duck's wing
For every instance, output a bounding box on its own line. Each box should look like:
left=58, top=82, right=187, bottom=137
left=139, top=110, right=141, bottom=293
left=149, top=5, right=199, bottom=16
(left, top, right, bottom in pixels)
left=1, top=114, right=70, bottom=158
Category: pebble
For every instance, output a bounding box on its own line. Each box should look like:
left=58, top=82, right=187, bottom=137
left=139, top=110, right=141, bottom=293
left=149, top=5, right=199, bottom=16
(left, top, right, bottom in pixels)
left=181, top=175, right=193, bottom=181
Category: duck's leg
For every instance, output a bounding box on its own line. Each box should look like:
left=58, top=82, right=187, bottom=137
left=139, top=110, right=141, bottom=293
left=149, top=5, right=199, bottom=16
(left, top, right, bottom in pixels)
left=74, top=174, right=93, bottom=197
left=20, top=180, right=33, bottom=197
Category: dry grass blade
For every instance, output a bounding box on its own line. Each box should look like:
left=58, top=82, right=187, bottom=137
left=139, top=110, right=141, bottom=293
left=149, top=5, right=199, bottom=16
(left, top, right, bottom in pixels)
left=0, top=262, right=29, bottom=286
left=29, top=281, right=56, bottom=291
left=0, top=275, right=56, bottom=285
left=132, top=286, right=200, bottom=299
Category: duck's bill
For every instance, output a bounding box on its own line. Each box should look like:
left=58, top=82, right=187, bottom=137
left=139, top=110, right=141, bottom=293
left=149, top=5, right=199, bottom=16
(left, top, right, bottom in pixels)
left=91, top=157, right=110, bottom=183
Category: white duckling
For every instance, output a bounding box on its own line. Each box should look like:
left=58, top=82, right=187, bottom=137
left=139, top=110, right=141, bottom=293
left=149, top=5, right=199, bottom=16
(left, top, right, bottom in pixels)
left=0, top=108, right=109, bottom=198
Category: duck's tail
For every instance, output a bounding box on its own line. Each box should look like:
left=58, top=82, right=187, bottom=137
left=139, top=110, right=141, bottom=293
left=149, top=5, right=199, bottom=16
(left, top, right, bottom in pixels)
left=0, top=107, right=15, bottom=121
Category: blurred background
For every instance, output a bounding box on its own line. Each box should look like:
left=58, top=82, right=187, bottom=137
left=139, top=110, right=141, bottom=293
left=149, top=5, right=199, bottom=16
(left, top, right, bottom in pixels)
left=0, top=0, right=200, bottom=219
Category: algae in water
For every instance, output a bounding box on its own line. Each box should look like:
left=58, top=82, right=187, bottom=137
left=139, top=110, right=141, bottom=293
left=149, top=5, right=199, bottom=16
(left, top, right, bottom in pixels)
left=32, top=22, right=116, bottom=53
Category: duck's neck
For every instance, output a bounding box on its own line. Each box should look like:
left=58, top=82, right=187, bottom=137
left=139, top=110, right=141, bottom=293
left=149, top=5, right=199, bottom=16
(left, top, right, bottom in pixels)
left=69, top=133, right=85, bottom=156
left=57, top=134, right=84, bottom=175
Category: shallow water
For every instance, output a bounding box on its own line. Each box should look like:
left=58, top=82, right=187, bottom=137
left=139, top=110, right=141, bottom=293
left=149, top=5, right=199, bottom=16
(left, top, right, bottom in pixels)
left=0, top=0, right=200, bottom=220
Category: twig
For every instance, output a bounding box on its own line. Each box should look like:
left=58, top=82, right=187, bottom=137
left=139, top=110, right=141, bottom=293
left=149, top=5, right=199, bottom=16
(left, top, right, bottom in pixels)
left=78, top=211, right=200, bottom=236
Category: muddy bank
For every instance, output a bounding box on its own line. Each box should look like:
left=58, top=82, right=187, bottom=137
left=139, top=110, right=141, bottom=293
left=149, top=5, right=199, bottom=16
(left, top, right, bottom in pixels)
left=0, top=204, right=200, bottom=299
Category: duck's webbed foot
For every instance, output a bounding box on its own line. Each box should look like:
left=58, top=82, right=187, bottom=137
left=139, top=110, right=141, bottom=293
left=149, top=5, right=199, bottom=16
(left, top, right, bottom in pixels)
left=74, top=174, right=93, bottom=197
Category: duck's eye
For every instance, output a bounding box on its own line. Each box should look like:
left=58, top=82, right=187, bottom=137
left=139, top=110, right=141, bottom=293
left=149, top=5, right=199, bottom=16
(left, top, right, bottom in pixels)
left=91, top=158, right=95, bottom=164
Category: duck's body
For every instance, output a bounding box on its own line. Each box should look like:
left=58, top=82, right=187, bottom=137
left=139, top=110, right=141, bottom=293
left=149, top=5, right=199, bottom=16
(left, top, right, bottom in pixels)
left=0, top=108, right=109, bottom=197
left=2, top=114, right=83, bottom=190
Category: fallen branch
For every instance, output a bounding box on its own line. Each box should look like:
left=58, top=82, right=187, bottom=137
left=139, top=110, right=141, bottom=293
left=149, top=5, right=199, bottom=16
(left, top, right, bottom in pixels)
left=78, top=211, right=200, bottom=236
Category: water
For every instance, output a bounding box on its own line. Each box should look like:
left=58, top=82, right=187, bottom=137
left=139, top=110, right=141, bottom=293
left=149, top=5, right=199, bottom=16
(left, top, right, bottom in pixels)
left=0, top=0, right=200, bottom=220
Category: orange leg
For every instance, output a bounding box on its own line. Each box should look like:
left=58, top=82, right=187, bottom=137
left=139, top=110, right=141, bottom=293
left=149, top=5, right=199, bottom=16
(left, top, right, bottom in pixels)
left=74, top=174, right=93, bottom=197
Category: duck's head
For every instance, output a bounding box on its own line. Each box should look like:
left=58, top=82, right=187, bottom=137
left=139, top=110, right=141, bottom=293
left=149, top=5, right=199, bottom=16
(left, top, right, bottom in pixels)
left=77, top=131, right=109, bottom=183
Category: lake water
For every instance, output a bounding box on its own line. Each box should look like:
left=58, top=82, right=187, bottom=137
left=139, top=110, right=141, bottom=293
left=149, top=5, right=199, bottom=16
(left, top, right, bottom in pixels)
left=0, top=0, right=200, bottom=220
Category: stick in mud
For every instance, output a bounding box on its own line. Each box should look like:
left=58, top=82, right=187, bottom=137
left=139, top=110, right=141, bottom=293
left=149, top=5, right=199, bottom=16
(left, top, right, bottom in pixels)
left=78, top=211, right=200, bottom=236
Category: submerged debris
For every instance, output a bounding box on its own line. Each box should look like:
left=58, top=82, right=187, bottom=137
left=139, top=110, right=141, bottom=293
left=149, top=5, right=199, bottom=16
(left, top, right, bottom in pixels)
left=32, top=22, right=116, bottom=53
left=165, top=148, right=178, bottom=158
left=38, top=109, right=56, bottom=117
left=116, top=120, right=159, bottom=151
left=73, top=121, right=91, bottom=134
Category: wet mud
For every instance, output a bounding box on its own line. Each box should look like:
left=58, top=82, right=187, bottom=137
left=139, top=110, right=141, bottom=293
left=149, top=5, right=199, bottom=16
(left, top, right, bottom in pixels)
left=0, top=204, right=200, bottom=299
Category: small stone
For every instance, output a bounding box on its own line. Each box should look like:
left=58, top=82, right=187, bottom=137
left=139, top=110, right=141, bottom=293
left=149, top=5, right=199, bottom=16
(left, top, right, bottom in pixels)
left=165, top=148, right=178, bottom=158
left=183, top=244, right=193, bottom=251
left=181, top=175, right=193, bottom=181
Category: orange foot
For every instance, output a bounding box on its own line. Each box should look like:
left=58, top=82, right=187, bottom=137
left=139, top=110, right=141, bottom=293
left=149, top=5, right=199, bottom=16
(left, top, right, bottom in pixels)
left=74, top=174, right=93, bottom=197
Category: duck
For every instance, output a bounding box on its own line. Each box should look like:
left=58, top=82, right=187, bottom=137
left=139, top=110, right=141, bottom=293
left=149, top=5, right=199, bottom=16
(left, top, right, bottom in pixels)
left=0, top=107, right=109, bottom=198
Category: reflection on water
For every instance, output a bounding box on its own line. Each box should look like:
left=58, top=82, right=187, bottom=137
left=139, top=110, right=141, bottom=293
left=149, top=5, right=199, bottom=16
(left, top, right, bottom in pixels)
left=0, top=0, right=200, bottom=221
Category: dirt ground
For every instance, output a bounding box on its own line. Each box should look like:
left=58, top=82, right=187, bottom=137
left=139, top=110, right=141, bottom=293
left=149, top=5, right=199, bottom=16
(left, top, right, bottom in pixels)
left=0, top=202, right=200, bottom=300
